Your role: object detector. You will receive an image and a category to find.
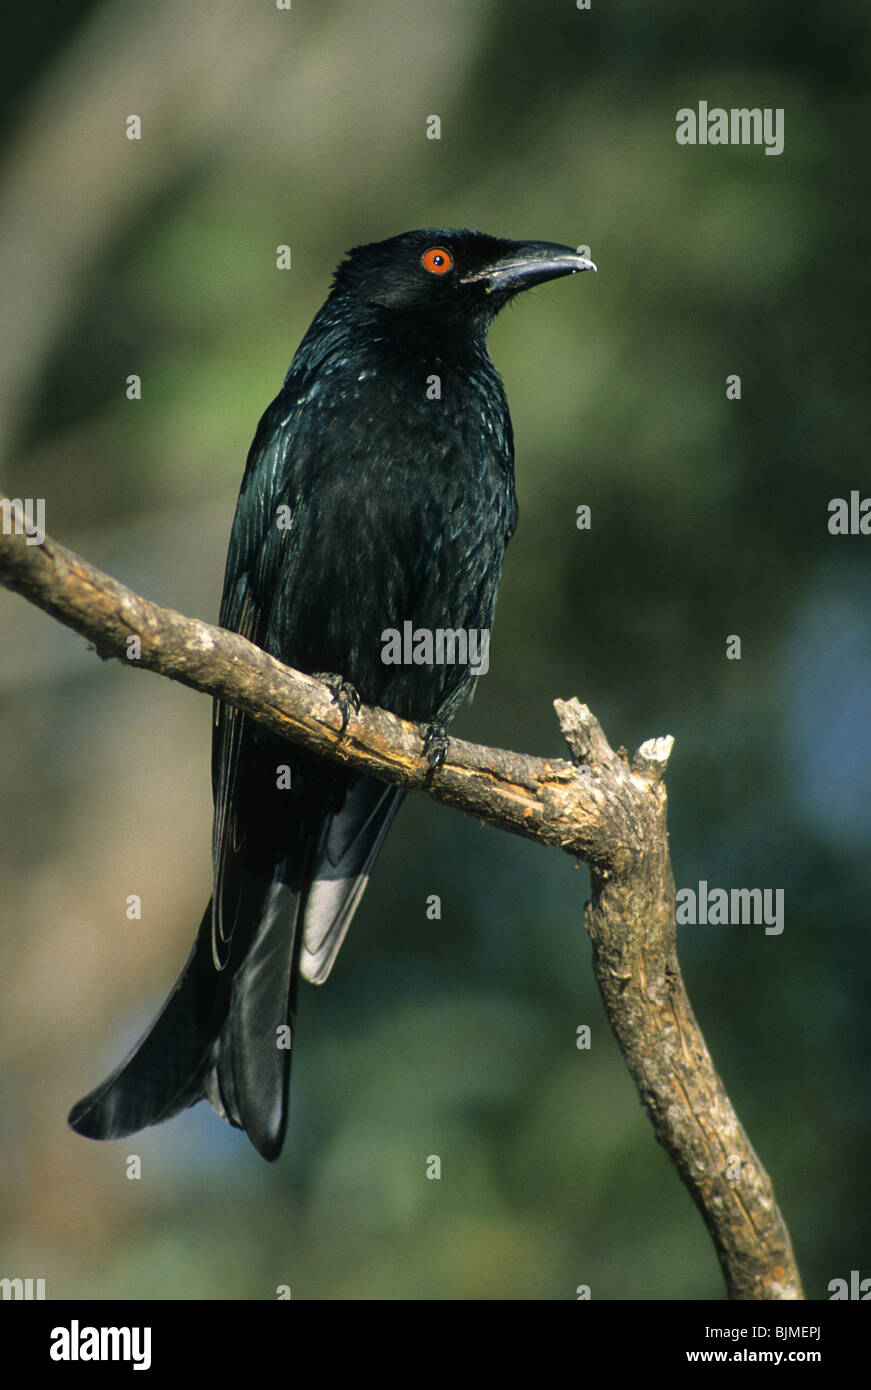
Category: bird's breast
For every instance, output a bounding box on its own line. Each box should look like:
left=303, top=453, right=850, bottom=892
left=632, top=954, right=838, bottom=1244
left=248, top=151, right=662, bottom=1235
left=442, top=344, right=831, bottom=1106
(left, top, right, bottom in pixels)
left=267, top=354, right=516, bottom=719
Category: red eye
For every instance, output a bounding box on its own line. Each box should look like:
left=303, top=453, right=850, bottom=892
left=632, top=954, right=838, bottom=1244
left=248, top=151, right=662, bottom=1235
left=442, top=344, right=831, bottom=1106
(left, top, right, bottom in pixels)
left=421, top=246, right=453, bottom=275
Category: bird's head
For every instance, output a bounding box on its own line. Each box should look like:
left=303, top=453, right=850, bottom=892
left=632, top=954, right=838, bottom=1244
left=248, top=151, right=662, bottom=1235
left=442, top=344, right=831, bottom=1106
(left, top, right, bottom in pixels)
left=330, top=227, right=596, bottom=333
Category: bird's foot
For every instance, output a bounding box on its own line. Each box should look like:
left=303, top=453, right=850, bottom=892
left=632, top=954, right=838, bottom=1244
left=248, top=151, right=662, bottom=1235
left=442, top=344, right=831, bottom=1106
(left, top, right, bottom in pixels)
left=422, top=721, right=449, bottom=775
left=315, top=673, right=362, bottom=735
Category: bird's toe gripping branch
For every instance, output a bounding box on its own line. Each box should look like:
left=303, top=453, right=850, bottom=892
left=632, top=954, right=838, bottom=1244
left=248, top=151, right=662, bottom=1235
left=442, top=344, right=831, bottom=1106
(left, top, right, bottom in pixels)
left=315, top=673, right=362, bottom=735
left=422, top=720, right=450, bottom=774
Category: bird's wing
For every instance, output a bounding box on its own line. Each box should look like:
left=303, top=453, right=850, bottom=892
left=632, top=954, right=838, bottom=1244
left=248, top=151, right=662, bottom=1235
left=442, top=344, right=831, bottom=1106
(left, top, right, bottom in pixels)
left=211, top=402, right=297, bottom=967
left=211, top=581, right=261, bottom=966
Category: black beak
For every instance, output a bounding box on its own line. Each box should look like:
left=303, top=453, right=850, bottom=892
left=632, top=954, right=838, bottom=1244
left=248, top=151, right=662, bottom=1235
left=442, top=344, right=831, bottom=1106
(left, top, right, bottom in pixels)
left=461, top=241, right=598, bottom=295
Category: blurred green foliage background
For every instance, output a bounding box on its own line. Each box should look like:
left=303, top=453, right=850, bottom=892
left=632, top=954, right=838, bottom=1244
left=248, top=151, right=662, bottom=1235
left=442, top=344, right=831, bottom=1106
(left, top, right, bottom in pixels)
left=1, top=0, right=869, bottom=1300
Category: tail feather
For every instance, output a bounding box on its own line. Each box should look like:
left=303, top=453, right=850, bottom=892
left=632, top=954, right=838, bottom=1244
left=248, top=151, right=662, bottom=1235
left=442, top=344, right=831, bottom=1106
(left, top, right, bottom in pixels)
left=206, top=874, right=303, bottom=1159
left=68, top=903, right=226, bottom=1141
left=69, top=873, right=304, bottom=1162
left=69, top=770, right=404, bottom=1158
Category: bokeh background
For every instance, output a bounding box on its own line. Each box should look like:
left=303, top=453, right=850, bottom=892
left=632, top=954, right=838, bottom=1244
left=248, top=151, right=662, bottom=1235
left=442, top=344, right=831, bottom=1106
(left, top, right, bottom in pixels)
left=1, top=0, right=869, bottom=1300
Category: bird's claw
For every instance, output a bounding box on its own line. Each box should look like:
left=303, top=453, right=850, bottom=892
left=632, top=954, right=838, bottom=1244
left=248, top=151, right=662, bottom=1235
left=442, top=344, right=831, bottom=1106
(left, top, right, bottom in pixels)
left=315, top=673, right=362, bottom=735
left=422, top=721, right=449, bottom=774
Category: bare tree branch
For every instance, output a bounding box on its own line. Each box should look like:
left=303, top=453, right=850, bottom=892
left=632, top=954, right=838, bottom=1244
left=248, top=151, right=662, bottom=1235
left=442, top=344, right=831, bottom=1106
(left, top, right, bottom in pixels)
left=0, top=492, right=802, bottom=1299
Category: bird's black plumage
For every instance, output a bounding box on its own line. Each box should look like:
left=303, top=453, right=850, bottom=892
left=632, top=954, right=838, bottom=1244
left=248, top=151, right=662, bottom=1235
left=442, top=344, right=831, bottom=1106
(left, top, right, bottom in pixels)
left=69, top=228, right=595, bottom=1159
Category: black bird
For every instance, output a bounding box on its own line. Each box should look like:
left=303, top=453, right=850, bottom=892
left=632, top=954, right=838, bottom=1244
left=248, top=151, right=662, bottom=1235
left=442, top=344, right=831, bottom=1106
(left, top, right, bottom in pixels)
left=69, top=228, right=596, bottom=1159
